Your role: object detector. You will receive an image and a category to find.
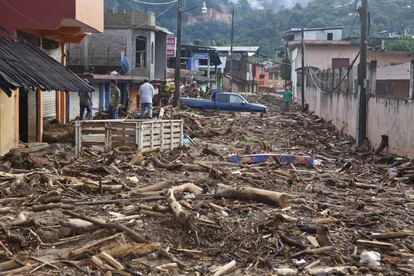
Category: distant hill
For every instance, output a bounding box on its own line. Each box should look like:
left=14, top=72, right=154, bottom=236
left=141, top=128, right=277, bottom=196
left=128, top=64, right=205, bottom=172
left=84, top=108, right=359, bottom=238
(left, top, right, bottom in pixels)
left=104, top=0, right=414, bottom=55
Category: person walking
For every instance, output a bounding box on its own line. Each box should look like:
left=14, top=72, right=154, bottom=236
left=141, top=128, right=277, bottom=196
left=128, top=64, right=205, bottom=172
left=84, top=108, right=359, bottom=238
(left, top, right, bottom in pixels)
left=79, top=80, right=93, bottom=120
left=109, top=80, right=120, bottom=119
left=283, top=84, right=294, bottom=112
left=139, top=79, right=154, bottom=119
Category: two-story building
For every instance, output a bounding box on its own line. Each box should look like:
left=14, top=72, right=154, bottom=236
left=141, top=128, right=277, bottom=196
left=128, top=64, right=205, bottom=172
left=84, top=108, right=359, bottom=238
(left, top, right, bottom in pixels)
left=67, top=10, right=170, bottom=113
left=0, top=0, right=103, bottom=155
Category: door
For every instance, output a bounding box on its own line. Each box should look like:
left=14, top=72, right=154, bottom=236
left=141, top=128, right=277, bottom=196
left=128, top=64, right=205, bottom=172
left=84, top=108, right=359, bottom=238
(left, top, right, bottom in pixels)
left=228, top=94, right=246, bottom=111
left=215, top=93, right=230, bottom=111
left=19, top=88, right=28, bottom=142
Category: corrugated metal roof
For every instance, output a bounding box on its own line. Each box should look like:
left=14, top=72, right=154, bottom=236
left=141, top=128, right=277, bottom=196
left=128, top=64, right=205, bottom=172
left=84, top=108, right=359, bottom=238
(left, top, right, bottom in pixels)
left=0, top=37, right=93, bottom=96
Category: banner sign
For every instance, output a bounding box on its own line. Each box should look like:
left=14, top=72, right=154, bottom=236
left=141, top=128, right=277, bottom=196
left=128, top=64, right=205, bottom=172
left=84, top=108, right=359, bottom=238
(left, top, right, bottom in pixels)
left=191, top=52, right=209, bottom=60
left=167, top=37, right=176, bottom=58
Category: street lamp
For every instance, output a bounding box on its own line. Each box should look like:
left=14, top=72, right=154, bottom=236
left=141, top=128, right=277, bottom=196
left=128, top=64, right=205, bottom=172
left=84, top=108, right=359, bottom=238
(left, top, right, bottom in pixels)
left=173, top=1, right=208, bottom=107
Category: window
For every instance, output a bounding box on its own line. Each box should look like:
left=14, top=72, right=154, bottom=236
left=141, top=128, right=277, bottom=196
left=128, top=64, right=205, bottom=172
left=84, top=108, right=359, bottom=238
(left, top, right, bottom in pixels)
left=135, top=36, right=146, bottom=68
left=327, top=33, right=333, bottom=40
left=230, top=95, right=244, bottom=104
left=332, top=58, right=350, bottom=69
left=151, top=42, right=154, bottom=65
left=216, top=94, right=230, bottom=103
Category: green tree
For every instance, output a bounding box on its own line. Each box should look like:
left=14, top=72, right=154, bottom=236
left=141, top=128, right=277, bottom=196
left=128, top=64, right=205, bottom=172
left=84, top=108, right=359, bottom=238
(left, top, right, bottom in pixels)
left=386, top=38, right=414, bottom=52
left=309, top=18, right=325, bottom=28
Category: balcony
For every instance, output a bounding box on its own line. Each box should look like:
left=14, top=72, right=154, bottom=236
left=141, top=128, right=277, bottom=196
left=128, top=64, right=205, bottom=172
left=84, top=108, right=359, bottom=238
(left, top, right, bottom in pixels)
left=0, top=0, right=103, bottom=43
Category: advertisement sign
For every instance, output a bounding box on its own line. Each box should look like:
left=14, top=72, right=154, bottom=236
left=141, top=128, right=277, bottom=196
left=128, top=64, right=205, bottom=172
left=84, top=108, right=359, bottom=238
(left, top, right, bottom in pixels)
left=167, top=37, right=176, bottom=58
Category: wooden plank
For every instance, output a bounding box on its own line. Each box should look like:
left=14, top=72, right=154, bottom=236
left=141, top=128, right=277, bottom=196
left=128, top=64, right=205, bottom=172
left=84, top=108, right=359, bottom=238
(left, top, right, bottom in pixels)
left=138, top=123, right=144, bottom=150
left=143, top=135, right=181, bottom=143
left=143, top=139, right=180, bottom=147
left=150, top=121, right=154, bottom=149
left=160, top=121, right=165, bottom=149
left=82, top=141, right=106, bottom=146
left=75, top=121, right=81, bottom=159
left=81, top=129, right=106, bottom=135
left=179, top=121, right=184, bottom=146
left=112, top=138, right=136, bottom=144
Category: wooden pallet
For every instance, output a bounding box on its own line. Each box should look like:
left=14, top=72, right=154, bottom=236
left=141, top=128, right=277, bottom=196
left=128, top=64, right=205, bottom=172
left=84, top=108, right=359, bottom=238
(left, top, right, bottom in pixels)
left=75, top=119, right=184, bottom=158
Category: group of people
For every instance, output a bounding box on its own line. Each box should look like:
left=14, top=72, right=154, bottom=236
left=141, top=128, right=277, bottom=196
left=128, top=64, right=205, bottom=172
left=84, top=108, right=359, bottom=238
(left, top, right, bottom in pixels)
left=78, top=79, right=155, bottom=121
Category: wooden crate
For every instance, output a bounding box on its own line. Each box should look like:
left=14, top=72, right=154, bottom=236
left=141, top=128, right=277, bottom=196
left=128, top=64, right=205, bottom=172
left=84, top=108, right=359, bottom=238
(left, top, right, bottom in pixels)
left=75, top=119, right=183, bottom=158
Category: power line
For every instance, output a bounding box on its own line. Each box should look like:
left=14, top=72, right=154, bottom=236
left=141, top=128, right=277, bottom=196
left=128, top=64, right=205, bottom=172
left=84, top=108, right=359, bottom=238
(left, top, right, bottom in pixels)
left=307, top=50, right=361, bottom=94
left=131, top=0, right=177, bottom=5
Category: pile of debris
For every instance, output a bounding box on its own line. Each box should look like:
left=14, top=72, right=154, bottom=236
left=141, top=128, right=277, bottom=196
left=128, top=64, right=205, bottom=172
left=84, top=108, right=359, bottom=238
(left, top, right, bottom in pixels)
left=0, top=94, right=413, bottom=275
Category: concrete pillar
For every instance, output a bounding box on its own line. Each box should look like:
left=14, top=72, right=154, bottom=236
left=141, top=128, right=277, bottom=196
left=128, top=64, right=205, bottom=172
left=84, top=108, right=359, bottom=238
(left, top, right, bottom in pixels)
left=410, top=60, right=414, bottom=99
left=56, top=43, right=67, bottom=124
left=26, top=89, right=44, bottom=142
left=369, top=60, right=377, bottom=96
left=99, top=83, right=104, bottom=111
left=105, top=83, right=110, bottom=110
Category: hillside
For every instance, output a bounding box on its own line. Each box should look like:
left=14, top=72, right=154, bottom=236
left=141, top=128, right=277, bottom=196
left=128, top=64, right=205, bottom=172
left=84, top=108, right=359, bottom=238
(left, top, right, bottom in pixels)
left=105, top=0, right=414, bottom=55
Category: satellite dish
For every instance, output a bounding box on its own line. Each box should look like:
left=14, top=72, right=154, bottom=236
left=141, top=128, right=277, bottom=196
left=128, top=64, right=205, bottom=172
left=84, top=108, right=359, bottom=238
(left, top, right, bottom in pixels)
left=120, top=48, right=129, bottom=74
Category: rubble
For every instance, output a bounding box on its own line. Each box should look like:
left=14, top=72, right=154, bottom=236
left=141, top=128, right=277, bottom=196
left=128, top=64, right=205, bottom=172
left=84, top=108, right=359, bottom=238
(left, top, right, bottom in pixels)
left=0, top=93, right=413, bottom=275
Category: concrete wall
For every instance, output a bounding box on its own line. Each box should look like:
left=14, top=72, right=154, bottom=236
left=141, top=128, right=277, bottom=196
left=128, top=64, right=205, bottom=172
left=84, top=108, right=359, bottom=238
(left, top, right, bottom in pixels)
left=0, top=90, right=19, bottom=156
left=104, top=10, right=155, bottom=28
left=304, top=83, right=414, bottom=158
left=291, top=45, right=360, bottom=96
left=68, top=27, right=167, bottom=80
left=367, top=97, right=414, bottom=157
left=155, top=32, right=167, bottom=80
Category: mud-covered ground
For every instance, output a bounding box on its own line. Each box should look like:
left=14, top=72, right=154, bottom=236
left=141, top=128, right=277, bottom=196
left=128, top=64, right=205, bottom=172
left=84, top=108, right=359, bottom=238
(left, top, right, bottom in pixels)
left=0, top=94, right=413, bottom=275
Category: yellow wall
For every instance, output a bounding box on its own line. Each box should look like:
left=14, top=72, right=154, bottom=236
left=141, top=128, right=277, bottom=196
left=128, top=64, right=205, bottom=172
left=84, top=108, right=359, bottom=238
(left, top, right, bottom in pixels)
left=0, top=89, right=19, bottom=156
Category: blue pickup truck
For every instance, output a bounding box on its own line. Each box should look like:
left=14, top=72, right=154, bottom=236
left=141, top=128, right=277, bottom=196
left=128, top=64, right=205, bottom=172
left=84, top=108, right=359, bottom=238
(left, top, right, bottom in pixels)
left=180, top=92, right=267, bottom=113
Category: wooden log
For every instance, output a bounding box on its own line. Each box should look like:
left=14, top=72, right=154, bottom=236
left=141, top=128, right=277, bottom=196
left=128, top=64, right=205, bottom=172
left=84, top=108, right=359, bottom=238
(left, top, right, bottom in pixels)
left=63, top=210, right=148, bottom=244
left=213, top=260, right=236, bottom=276
left=371, top=231, right=413, bottom=240
left=69, top=233, right=123, bottom=259
left=306, top=266, right=358, bottom=275
left=128, top=181, right=173, bottom=195
left=291, top=246, right=335, bottom=258
left=214, top=183, right=290, bottom=208
left=0, top=258, right=22, bottom=271
left=356, top=239, right=398, bottom=251
left=311, top=217, right=338, bottom=225
left=150, top=156, right=182, bottom=171
left=99, top=252, right=124, bottom=270
left=167, top=183, right=203, bottom=222
left=102, top=243, right=161, bottom=258
left=280, top=234, right=308, bottom=249
left=91, top=255, right=106, bottom=270
left=32, top=203, right=73, bottom=212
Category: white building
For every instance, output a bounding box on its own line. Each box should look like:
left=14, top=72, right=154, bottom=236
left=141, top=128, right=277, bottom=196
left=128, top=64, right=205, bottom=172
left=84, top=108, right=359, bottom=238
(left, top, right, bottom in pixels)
left=285, top=27, right=343, bottom=42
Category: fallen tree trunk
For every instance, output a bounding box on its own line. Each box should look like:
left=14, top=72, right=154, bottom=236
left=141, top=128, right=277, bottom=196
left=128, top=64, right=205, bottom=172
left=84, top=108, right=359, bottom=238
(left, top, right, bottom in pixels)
left=356, top=239, right=398, bottom=251
left=167, top=183, right=203, bottom=223
left=371, top=231, right=413, bottom=240
left=102, top=243, right=161, bottom=258
left=213, top=260, right=236, bottom=276
left=214, top=184, right=291, bottom=208
left=63, top=210, right=148, bottom=243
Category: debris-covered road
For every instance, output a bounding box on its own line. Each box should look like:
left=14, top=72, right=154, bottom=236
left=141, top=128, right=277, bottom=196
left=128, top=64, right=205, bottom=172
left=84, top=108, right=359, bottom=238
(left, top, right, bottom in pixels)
left=0, top=94, right=413, bottom=275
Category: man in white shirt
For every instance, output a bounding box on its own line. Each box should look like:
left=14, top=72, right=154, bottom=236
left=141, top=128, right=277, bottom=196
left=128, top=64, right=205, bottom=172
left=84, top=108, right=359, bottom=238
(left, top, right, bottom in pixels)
left=139, top=79, right=154, bottom=119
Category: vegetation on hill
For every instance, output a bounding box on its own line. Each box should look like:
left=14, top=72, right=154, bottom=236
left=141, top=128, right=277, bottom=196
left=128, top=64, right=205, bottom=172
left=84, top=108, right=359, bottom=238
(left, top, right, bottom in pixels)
left=105, top=0, right=414, bottom=55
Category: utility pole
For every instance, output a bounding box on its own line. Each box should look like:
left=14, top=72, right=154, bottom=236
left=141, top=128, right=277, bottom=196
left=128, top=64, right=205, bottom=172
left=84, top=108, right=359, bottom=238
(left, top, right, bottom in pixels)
left=173, top=0, right=182, bottom=107
left=357, top=0, right=368, bottom=146
left=229, top=7, right=234, bottom=92
left=301, top=28, right=305, bottom=109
